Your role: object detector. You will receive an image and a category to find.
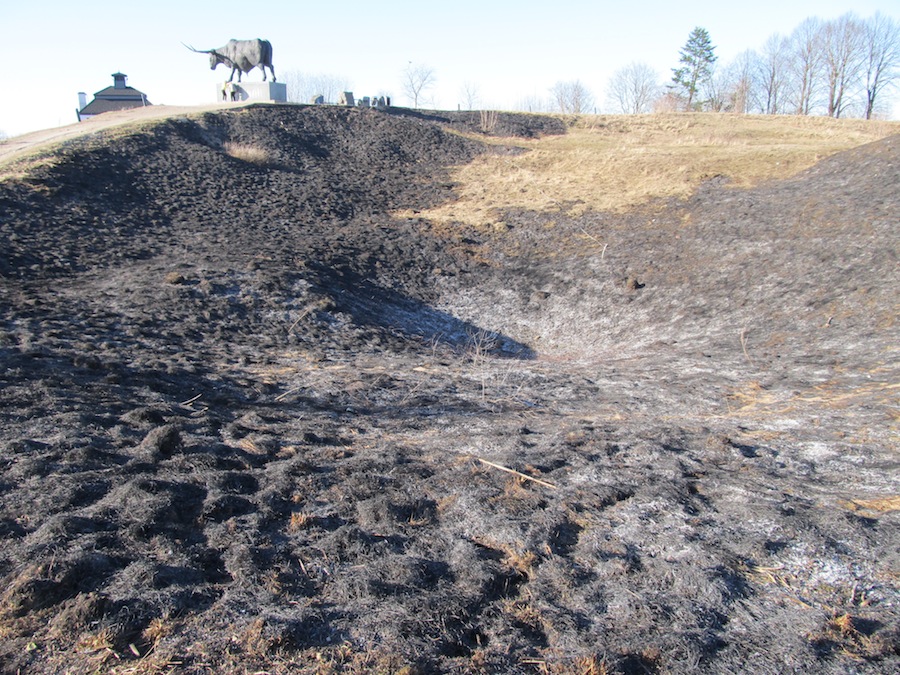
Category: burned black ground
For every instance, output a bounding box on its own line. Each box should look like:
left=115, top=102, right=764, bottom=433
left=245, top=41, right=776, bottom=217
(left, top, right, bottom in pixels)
left=0, top=105, right=897, bottom=674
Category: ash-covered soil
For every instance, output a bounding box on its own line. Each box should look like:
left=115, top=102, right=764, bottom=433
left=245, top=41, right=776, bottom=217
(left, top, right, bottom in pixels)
left=0, top=105, right=897, bottom=674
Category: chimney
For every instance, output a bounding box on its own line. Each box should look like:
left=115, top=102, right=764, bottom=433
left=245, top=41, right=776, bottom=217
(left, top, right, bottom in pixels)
left=77, top=92, right=87, bottom=110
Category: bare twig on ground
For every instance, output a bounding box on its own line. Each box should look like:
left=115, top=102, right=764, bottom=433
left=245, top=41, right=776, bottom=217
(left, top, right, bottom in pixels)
left=579, top=228, right=608, bottom=259
left=274, top=385, right=303, bottom=402
left=474, top=457, right=557, bottom=489
left=740, top=326, right=755, bottom=367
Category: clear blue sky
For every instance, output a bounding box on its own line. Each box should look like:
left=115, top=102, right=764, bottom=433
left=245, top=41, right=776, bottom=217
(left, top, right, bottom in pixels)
left=2, top=1, right=898, bottom=136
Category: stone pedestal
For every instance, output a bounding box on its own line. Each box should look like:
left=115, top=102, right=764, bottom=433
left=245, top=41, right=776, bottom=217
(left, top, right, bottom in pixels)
left=217, top=81, right=287, bottom=103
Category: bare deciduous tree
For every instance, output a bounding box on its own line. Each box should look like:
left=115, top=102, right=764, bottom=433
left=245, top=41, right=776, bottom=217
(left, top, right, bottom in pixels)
left=787, top=17, right=824, bottom=115
left=757, top=34, right=791, bottom=114
left=606, top=62, right=660, bottom=114
left=821, top=13, right=866, bottom=118
left=514, top=94, right=551, bottom=113
left=402, top=63, right=436, bottom=109
left=701, top=64, right=729, bottom=112
left=698, top=11, right=898, bottom=119
left=549, top=80, right=594, bottom=114
left=862, top=12, right=900, bottom=119
left=459, top=81, right=481, bottom=110
left=282, top=70, right=350, bottom=104
left=652, top=92, right=681, bottom=113
left=717, top=50, right=758, bottom=113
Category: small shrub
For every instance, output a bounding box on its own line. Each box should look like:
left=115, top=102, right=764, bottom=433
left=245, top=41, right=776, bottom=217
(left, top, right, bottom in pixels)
left=480, top=110, right=499, bottom=134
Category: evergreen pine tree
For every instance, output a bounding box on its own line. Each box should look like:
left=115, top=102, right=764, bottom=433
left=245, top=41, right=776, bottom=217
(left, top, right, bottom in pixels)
left=672, top=27, right=717, bottom=110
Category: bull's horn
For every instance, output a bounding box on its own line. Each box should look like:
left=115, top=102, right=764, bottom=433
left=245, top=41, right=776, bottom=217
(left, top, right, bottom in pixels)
left=183, top=43, right=211, bottom=53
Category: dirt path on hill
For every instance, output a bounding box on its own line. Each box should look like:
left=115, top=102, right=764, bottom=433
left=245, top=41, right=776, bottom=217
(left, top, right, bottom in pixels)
left=0, top=103, right=249, bottom=166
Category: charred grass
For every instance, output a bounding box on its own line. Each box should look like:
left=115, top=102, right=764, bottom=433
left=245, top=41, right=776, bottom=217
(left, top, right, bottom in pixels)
left=0, top=106, right=898, bottom=673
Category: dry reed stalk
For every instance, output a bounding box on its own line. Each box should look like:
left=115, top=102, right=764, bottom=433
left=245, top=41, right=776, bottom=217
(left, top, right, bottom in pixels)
left=475, top=457, right=556, bottom=489
left=274, top=385, right=303, bottom=402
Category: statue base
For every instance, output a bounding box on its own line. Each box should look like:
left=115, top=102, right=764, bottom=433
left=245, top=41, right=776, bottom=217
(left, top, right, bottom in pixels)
left=217, top=81, right=287, bottom=103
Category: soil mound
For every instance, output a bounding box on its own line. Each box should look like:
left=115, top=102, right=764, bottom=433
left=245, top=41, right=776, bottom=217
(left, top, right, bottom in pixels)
left=0, top=105, right=897, bottom=673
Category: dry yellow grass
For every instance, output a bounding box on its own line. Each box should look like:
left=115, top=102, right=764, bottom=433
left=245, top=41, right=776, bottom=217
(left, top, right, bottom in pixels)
left=839, top=496, right=900, bottom=513
left=401, top=113, right=898, bottom=228
left=223, top=141, right=271, bottom=165
left=725, top=379, right=900, bottom=417
left=288, top=510, right=315, bottom=532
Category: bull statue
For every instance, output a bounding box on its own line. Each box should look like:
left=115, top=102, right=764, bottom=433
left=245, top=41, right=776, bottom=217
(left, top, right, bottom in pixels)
left=186, top=39, right=276, bottom=83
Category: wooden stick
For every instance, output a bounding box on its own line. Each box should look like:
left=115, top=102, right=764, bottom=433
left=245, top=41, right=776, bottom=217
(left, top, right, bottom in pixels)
left=288, top=307, right=314, bottom=333
left=475, top=457, right=556, bottom=489
left=180, top=393, right=202, bottom=406
left=274, top=385, right=303, bottom=402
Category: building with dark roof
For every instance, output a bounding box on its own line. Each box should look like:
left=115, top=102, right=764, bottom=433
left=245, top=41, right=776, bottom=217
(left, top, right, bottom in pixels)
left=77, top=73, right=151, bottom=121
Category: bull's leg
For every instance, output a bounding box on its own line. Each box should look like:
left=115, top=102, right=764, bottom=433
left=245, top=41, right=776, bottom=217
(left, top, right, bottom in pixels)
left=260, top=64, right=267, bottom=82
left=270, top=65, right=276, bottom=82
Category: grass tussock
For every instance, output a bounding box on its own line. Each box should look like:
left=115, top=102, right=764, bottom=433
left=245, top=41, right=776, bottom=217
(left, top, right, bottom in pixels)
left=224, top=141, right=271, bottom=165
left=839, top=495, right=900, bottom=513
left=405, top=113, right=898, bottom=228
left=726, top=378, right=900, bottom=417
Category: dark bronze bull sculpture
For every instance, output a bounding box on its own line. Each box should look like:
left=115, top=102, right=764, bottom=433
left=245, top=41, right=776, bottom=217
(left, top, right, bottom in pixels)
left=186, top=39, right=276, bottom=83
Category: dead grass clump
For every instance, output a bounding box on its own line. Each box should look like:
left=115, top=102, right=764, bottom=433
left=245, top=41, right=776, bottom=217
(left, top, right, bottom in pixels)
left=288, top=510, right=315, bottom=532
left=725, top=378, right=899, bottom=418
left=75, top=626, right=115, bottom=654
left=808, top=611, right=895, bottom=660
left=141, top=616, right=172, bottom=646
left=239, top=617, right=270, bottom=657
left=839, top=495, right=900, bottom=514
left=310, top=644, right=421, bottom=674
left=522, top=655, right=610, bottom=675
left=499, top=544, right=538, bottom=578
left=401, top=113, right=898, bottom=229
left=224, top=141, right=271, bottom=166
